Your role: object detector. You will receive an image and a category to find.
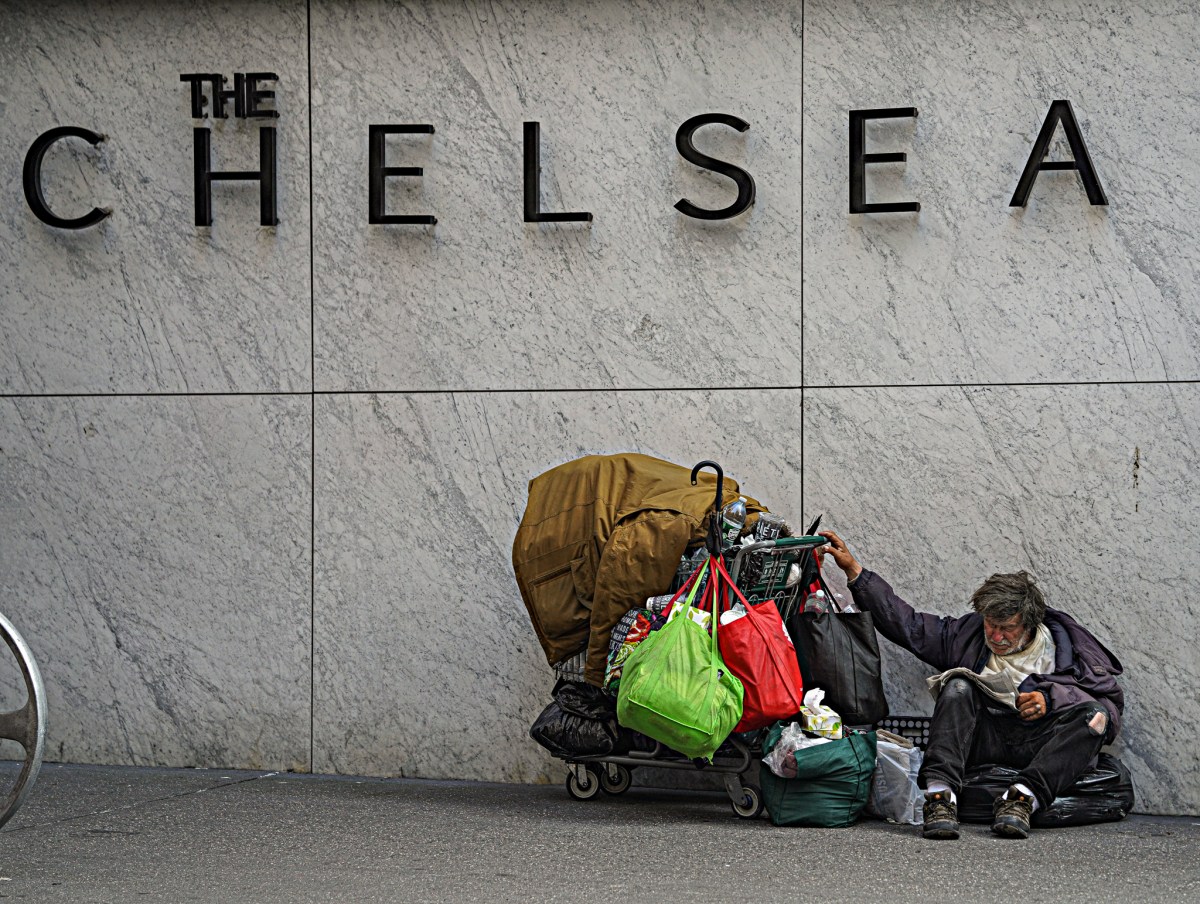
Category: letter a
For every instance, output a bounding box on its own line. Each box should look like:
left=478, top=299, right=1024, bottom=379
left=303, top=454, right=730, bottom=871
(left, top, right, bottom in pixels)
left=1010, top=100, right=1107, bottom=206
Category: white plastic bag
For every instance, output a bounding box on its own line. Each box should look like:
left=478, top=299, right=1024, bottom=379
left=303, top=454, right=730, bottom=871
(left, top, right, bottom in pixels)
left=763, top=721, right=832, bottom=778
left=867, top=740, right=925, bottom=825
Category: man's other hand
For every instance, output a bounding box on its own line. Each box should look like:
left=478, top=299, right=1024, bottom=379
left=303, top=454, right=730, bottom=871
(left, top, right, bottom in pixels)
left=1017, top=690, right=1049, bottom=721
left=818, top=530, right=863, bottom=583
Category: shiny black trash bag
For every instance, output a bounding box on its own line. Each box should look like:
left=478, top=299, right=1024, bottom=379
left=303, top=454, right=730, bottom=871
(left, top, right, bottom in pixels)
left=958, top=752, right=1135, bottom=827
left=529, top=680, right=622, bottom=758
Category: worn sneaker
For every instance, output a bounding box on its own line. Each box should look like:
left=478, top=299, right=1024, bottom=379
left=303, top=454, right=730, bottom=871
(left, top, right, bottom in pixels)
left=992, top=786, right=1035, bottom=838
left=922, top=790, right=960, bottom=839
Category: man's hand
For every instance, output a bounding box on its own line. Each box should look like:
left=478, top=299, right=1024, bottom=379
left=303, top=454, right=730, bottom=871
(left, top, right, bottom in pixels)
left=1017, top=690, right=1048, bottom=721
left=818, top=530, right=863, bottom=583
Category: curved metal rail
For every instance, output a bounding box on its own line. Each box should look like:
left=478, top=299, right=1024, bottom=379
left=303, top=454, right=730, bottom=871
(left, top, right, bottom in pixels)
left=0, top=611, right=46, bottom=830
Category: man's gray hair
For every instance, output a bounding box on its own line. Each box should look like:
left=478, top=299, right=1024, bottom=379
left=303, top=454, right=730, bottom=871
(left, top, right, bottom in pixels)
left=970, top=571, right=1046, bottom=633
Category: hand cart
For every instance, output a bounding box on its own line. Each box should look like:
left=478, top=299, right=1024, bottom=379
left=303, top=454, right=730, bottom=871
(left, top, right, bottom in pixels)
left=550, top=461, right=828, bottom=819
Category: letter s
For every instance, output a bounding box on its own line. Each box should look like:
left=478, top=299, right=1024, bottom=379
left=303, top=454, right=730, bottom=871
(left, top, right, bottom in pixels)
left=674, top=113, right=755, bottom=220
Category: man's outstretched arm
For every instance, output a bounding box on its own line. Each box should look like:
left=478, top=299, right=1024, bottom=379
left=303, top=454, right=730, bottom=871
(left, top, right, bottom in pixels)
left=820, top=530, right=960, bottom=672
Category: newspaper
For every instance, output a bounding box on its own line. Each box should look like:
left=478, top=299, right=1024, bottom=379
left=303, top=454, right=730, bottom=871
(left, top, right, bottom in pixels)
left=927, top=667, right=1019, bottom=709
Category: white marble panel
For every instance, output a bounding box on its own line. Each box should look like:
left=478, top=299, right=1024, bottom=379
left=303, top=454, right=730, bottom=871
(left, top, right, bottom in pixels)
left=0, top=1, right=311, bottom=393
left=804, top=0, right=1200, bottom=385
left=311, top=0, right=805, bottom=392
left=803, top=384, right=1200, bottom=815
left=313, top=389, right=805, bottom=779
left=0, top=396, right=312, bottom=769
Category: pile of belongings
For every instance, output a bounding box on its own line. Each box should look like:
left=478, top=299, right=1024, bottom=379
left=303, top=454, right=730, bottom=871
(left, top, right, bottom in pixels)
left=516, top=453, right=813, bottom=764
left=513, top=453, right=862, bottom=772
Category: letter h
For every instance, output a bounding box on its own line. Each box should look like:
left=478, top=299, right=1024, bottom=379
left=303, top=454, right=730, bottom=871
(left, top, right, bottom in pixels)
left=192, top=126, right=278, bottom=226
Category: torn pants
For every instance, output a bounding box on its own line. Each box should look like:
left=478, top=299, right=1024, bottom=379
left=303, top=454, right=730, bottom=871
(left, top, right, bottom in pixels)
left=919, top=676, right=1106, bottom=809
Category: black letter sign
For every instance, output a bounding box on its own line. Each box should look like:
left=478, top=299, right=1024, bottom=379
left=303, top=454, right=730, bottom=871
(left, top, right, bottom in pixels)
left=192, top=127, right=278, bottom=226
left=23, top=127, right=112, bottom=229
left=849, top=108, right=920, bottom=214
left=1010, top=100, right=1108, bottom=206
left=179, top=73, right=222, bottom=117
left=674, top=113, right=755, bottom=220
left=523, top=122, right=592, bottom=223
left=368, top=125, right=436, bottom=225
left=243, top=73, right=280, bottom=118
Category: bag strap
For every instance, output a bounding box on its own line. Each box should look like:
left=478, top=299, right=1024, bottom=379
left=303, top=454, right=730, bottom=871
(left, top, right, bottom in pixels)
left=705, top=556, right=722, bottom=660
left=789, top=549, right=846, bottom=617
left=815, top=570, right=848, bottom=614
left=712, top=555, right=754, bottom=612
left=666, top=557, right=709, bottom=621
left=713, top=554, right=798, bottom=680
left=679, top=553, right=736, bottom=663
left=668, top=555, right=706, bottom=608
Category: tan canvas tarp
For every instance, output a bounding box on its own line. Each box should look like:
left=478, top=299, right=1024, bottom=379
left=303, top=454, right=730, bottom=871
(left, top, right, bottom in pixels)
left=512, top=453, right=764, bottom=686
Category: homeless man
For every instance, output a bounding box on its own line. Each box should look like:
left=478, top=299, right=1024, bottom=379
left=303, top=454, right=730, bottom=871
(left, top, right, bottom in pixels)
left=819, top=530, right=1123, bottom=840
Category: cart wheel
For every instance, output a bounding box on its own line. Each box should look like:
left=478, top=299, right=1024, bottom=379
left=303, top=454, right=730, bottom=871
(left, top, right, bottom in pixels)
left=565, top=766, right=601, bottom=801
left=598, top=764, right=632, bottom=795
left=731, top=782, right=764, bottom=819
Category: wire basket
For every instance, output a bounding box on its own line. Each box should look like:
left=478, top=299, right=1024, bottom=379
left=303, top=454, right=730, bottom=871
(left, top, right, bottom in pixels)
left=669, top=539, right=816, bottom=617
left=735, top=547, right=805, bottom=610
left=551, top=649, right=588, bottom=684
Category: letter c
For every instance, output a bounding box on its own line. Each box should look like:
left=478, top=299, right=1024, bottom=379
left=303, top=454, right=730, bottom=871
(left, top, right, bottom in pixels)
left=23, top=127, right=112, bottom=229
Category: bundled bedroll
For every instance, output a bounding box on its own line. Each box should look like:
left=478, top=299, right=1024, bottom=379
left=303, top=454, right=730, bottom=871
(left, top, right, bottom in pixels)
left=512, top=453, right=763, bottom=687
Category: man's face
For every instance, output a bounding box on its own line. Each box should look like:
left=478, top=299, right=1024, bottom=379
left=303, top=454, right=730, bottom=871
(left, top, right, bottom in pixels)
left=983, top=614, right=1029, bottom=656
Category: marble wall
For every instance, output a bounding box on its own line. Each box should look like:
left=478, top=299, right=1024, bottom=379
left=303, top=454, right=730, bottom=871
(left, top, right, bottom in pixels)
left=0, top=1, right=311, bottom=394
left=1, top=0, right=1197, bottom=815
left=0, top=396, right=313, bottom=770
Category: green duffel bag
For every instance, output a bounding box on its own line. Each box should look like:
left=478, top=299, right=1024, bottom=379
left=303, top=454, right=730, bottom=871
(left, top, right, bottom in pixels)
left=759, top=727, right=878, bottom=827
left=616, top=559, right=744, bottom=762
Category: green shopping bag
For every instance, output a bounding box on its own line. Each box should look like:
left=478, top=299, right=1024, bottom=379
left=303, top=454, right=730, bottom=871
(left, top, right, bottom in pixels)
left=759, top=727, right=878, bottom=827
left=616, top=557, right=744, bottom=761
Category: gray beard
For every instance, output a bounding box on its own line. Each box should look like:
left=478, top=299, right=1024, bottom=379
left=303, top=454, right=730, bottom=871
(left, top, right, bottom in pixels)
left=991, top=629, right=1034, bottom=656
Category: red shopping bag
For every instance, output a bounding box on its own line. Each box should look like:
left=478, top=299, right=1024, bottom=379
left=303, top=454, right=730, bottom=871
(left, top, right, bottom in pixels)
left=711, top=555, right=805, bottom=732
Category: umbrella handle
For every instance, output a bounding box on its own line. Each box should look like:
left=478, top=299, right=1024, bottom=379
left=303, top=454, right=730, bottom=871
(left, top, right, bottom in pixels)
left=690, top=460, right=724, bottom=556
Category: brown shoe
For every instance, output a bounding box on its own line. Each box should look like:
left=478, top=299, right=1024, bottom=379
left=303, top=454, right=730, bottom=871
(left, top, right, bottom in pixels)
left=922, top=790, right=960, bottom=839
left=992, top=786, right=1035, bottom=838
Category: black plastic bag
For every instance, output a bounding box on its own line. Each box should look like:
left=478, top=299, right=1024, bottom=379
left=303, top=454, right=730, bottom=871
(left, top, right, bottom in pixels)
left=554, top=680, right=615, bottom=720
left=786, top=609, right=889, bottom=726
left=529, top=680, right=621, bottom=757
left=958, top=753, right=1135, bottom=827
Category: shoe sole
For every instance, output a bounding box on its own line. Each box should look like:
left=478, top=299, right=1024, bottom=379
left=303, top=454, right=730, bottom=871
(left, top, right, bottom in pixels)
left=922, top=823, right=960, bottom=840
left=992, top=818, right=1030, bottom=838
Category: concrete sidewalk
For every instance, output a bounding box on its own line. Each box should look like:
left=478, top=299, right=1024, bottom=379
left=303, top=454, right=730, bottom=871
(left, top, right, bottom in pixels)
left=1, top=762, right=1197, bottom=904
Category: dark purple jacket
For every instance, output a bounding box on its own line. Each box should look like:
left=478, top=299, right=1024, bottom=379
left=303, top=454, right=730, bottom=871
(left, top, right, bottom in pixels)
left=850, top=569, right=1124, bottom=743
